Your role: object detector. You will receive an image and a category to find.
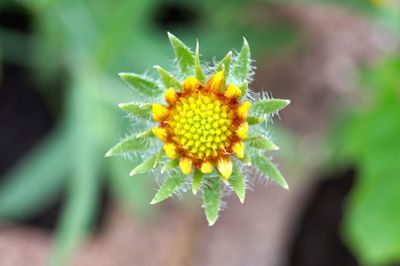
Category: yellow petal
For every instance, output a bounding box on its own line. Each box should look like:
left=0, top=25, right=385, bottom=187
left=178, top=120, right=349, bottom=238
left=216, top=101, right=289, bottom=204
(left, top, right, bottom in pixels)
left=164, top=88, right=178, bottom=105
left=237, top=101, right=251, bottom=119
left=152, top=127, right=168, bottom=142
left=232, top=141, right=245, bottom=158
left=224, top=84, right=241, bottom=99
left=236, top=122, right=249, bottom=140
left=200, top=161, right=213, bottom=174
left=164, top=143, right=177, bottom=159
left=207, top=70, right=224, bottom=92
left=179, top=157, right=193, bottom=175
left=152, top=104, right=169, bottom=122
left=217, top=157, right=232, bottom=181
left=183, top=77, right=199, bottom=92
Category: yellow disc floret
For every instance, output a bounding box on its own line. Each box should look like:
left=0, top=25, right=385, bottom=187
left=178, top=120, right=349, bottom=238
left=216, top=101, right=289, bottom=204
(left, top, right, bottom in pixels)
left=152, top=72, right=250, bottom=179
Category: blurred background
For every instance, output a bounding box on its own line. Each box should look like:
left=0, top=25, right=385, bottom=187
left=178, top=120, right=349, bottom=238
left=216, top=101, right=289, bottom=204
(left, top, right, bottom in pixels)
left=0, top=0, right=399, bottom=265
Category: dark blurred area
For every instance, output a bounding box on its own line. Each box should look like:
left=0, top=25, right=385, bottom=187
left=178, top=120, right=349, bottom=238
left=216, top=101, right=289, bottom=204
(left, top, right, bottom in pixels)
left=0, top=0, right=399, bottom=265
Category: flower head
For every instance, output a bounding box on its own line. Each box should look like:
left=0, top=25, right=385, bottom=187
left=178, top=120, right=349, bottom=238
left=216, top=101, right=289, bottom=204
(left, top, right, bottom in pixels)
left=106, top=33, right=290, bottom=225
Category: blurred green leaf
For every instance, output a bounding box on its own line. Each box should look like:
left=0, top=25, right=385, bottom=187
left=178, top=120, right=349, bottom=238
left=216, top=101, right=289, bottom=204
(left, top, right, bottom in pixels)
left=150, top=169, right=187, bottom=204
left=338, top=57, right=400, bottom=266
left=239, top=80, right=248, bottom=99
left=0, top=126, right=70, bottom=219
left=229, top=164, right=245, bottom=203
left=168, top=32, right=195, bottom=76
left=251, top=154, right=289, bottom=190
left=161, top=159, right=179, bottom=174
left=247, top=116, right=263, bottom=125
left=119, top=73, right=163, bottom=97
left=203, top=177, right=221, bottom=226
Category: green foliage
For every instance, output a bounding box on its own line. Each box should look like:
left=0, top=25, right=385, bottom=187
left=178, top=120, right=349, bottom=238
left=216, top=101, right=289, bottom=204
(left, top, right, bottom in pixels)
left=216, top=50, right=233, bottom=81
left=130, top=153, right=160, bottom=176
left=203, top=177, right=221, bottom=226
left=251, top=154, right=289, bottom=190
left=194, top=41, right=206, bottom=84
left=335, top=57, right=400, bottom=266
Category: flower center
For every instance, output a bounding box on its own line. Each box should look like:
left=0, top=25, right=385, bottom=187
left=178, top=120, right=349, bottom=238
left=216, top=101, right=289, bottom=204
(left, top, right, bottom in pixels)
left=170, top=92, right=233, bottom=159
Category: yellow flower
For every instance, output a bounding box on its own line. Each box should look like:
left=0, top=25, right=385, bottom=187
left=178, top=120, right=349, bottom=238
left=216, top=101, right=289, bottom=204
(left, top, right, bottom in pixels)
left=152, top=72, right=249, bottom=180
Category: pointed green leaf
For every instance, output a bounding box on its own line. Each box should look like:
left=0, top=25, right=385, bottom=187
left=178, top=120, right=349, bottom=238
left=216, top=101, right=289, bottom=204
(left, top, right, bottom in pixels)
left=150, top=170, right=187, bottom=204
left=154, top=65, right=182, bottom=90
left=248, top=136, right=279, bottom=150
left=118, top=102, right=151, bottom=120
left=195, top=40, right=205, bottom=84
left=105, top=136, right=149, bottom=157
left=229, top=165, right=246, bottom=203
left=192, top=169, right=204, bottom=195
left=251, top=99, right=290, bottom=116
left=135, top=129, right=154, bottom=139
left=251, top=154, right=289, bottom=190
left=129, top=153, right=159, bottom=176
left=161, top=159, right=179, bottom=173
left=216, top=50, right=233, bottom=79
left=119, top=73, right=163, bottom=96
left=203, top=177, right=221, bottom=226
left=247, top=116, right=263, bottom=125
left=239, top=80, right=248, bottom=98
left=232, top=37, right=251, bottom=82
left=240, top=153, right=252, bottom=166
left=168, top=32, right=195, bottom=76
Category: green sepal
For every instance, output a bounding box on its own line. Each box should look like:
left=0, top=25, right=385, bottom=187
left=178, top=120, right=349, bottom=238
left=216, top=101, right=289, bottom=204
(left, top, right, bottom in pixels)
left=105, top=135, right=148, bottom=157
left=135, top=129, right=154, bottom=139
left=192, top=169, right=204, bottom=195
left=168, top=32, right=195, bottom=76
left=216, top=50, right=233, bottom=81
left=154, top=65, right=182, bottom=91
left=150, top=169, right=187, bottom=204
left=203, top=177, right=221, bottom=226
left=232, top=37, right=251, bottom=82
left=118, top=102, right=152, bottom=120
left=129, top=153, right=160, bottom=176
left=247, top=135, right=279, bottom=150
left=119, top=73, right=163, bottom=97
left=195, top=40, right=206, bottom=85
left=239, top=153, right=252, bottom=166
left=247, top=116, right=263, bottom=125
left=251, top=154, right=289, bottom=190
left=161, top=159, right=179, bottom=174
left=239, top=80, right=248, bottom=99
left=229, top=164, right=246, bottom=203
left=251, top=99, right=290, bottom=117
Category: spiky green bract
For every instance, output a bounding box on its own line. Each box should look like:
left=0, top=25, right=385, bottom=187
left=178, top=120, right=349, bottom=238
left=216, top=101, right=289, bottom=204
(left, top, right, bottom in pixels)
left=229, top=164, right=246, bottom=203
left=251, top=154, right=289, bottom=190
left=108, top=33, right=290, bottom=226
left=150, top=169, right=187, bottom=204
left=119, top=73, right=162, bottom=97
left=251, top=99, right=291, bottom=117
left=203, top=177, right=221, bottom=226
